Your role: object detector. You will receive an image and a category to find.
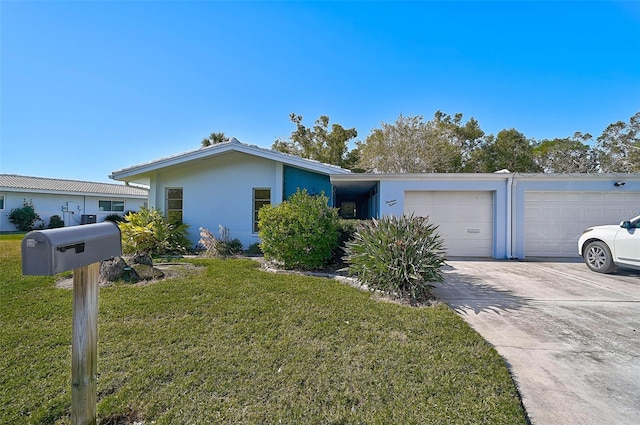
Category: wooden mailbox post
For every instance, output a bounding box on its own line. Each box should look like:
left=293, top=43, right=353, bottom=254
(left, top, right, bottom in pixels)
left=22, top=222, right=122, bottom=425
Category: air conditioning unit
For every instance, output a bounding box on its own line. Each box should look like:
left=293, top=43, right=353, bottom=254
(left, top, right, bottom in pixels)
left=80, top=214, right=97, bottom=225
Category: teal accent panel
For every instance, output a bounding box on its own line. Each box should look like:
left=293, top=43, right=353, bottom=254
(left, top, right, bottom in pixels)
left=283, top=166, right=333, bottom=204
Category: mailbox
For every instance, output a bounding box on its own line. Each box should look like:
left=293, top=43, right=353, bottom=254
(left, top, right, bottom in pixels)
left=22, top=221, right=122, bottom=276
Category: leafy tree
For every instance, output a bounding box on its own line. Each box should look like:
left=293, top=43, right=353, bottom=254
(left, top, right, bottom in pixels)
left=8, top=199, right=41, bottom=231
left=594, top=112, right=640, bottom=172
left=357, top=112, right=484, bottom=173
left=258, top=189, right=340, bottom=270
left=201, top=131, right=229, bottom=147
left=272, top=114, right=358, bottom=169
left=472, top=129, right=541, bottom=173
left=432, top=111, right=485, bottom=172
left=533, top=133, right=598, bottom=173
left=357, top=114, right=452, bottom=173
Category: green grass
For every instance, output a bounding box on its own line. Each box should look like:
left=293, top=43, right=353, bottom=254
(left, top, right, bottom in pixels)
left=1, top=235, right=527, bottom=424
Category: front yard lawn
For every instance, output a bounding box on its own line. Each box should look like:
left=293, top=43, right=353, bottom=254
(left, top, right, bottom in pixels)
left=0, top=235, right=527, bottom=424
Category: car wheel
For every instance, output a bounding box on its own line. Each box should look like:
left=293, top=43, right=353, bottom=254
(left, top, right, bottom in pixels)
left=584, top=241, right=616, bottom=273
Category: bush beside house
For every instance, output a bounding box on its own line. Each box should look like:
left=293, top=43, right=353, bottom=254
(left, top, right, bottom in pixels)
left=8, top=199, right=41, bottom=231
left=47, top=215, right=64, bottom=228
left=258, top=189, right=340, bottom=270
left=118, top=207, right=191, bottom=257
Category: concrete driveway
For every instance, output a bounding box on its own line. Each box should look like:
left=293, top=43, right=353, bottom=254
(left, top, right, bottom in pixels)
left=433, top=260, right=640, bottom=425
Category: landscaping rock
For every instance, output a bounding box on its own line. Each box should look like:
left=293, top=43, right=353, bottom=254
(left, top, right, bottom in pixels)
left=132, top=252, right=154, bottom=266
left=100, top=256, right=140, bottom=283
left=130, top=263, right=165, bottom=281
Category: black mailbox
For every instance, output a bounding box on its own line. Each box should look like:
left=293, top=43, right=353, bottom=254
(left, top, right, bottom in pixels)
left=22, top=221, right=122, bottom=276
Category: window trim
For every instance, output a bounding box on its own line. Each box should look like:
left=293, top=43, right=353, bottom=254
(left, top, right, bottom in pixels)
left=166, top=187, right=183, bottom=223
left=252, top=187, right=271, bottom=233
left=98, top=199, right=125, bottom=212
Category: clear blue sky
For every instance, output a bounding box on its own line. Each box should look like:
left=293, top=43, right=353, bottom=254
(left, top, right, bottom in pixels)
left=1, top=1, right=639, bottom=183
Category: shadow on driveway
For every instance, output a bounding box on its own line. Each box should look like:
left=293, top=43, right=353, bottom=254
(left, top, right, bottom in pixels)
left=434, top=263, right=534, bottom=316
left=432, top=259, right=640, bottom=425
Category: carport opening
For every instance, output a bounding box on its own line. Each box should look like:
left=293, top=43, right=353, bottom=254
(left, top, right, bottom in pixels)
left=333, top=181, right=379, bottom=219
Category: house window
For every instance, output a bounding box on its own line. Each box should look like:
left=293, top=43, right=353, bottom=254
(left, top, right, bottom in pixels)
left=167, top=188, right=183, bottom=223
left=253, top=188, right=271, bottom=233
left=0, top=195, right=4, bottom=210
left=98, top=200, right=125, bottom=212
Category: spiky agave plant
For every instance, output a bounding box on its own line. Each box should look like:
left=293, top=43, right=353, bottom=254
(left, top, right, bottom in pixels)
left=344, top=214, right=446, bottom=303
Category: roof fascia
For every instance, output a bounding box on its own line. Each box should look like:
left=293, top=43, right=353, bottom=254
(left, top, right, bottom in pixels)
left=514, top=172, right=640, bottom=182
left=110, top=142, right=349, bottom=181
left=331, top=173, right=512, bottom=182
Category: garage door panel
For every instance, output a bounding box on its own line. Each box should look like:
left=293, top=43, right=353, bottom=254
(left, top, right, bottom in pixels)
left=604, top=193, right=633, bottom=203
left=542, top=208, right=561, bottom=218
left=405, top=191, right=493, bottom=257
left=525, top=207, right=541, bottom=218
left=562, top=208, right=581, bottom=219
left=524, top=191, right=640, bottom=257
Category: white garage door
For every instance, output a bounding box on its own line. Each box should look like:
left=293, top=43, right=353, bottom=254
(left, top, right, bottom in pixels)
left=524, top=191, right=640, bottom=257
left=404, top=191, right=494, bottom=257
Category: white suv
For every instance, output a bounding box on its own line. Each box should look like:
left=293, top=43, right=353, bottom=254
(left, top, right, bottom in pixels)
left=578, top=215, right=640, bottom=273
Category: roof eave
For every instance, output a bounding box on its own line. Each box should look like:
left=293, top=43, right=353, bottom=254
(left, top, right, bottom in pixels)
left=0, top=186, right=148, bottom=198
left=109, top=141, right=351, bottom=180
left=331, top=172, right=513, bottom=182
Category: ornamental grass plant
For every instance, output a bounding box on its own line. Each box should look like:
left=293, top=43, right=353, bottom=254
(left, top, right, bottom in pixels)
left=344, top=214, right=447, bottom=303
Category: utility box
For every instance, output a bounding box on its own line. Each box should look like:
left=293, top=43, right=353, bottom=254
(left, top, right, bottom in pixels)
left=22, top=222, right=122, bottom=276
left=81, top=214, right=97, bottom=224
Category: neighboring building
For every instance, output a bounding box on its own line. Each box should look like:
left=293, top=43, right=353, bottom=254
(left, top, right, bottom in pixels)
left=0, top=174, right=148, bottom=232
left=111, top=138, right=640, bottom=259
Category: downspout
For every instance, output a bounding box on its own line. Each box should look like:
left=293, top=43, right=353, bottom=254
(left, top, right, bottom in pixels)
left=506, top=173, right=514, bottom=259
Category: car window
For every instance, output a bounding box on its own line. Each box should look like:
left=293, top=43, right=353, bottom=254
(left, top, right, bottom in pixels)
left=627, top=215, right=640, bottom=228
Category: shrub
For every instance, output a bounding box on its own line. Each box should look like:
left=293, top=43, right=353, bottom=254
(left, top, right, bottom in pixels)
left=258, top=189, right=340, bottom=270
left=104, top=213, right=126, bottom=223
left=47, top=215, right=65, bottom=228
left=8, top=199, right=41, bottom=231
left=246, top=242, right=262, bottom=256
left=199, top=226, right=243, bottom=257
left=344, top=214, right=447, bottom=304
left=119, top=207, right=191, bottom=256
left=331, top=219, right=366, bottom=265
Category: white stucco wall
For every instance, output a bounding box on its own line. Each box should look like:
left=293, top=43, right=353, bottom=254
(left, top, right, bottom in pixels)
left=0, top=191, right=147, bottom=232
left=149, top=151, right=282, bottom=249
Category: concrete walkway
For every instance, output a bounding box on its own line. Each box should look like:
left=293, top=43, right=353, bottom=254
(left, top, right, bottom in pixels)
left=433, top=260, right=640, bottom=425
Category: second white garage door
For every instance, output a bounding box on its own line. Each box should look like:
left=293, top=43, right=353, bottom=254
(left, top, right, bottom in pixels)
left=524, top=191, right=640, bottom=257
left=404, top=191, right=494, bottom=257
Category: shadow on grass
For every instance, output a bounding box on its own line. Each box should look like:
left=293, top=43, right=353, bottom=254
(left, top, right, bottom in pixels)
left=433, top=263, right=533, bottom=316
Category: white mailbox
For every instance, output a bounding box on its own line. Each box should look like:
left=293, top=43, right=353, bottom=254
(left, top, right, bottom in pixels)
left=22, top=221, right=122, bottom=276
